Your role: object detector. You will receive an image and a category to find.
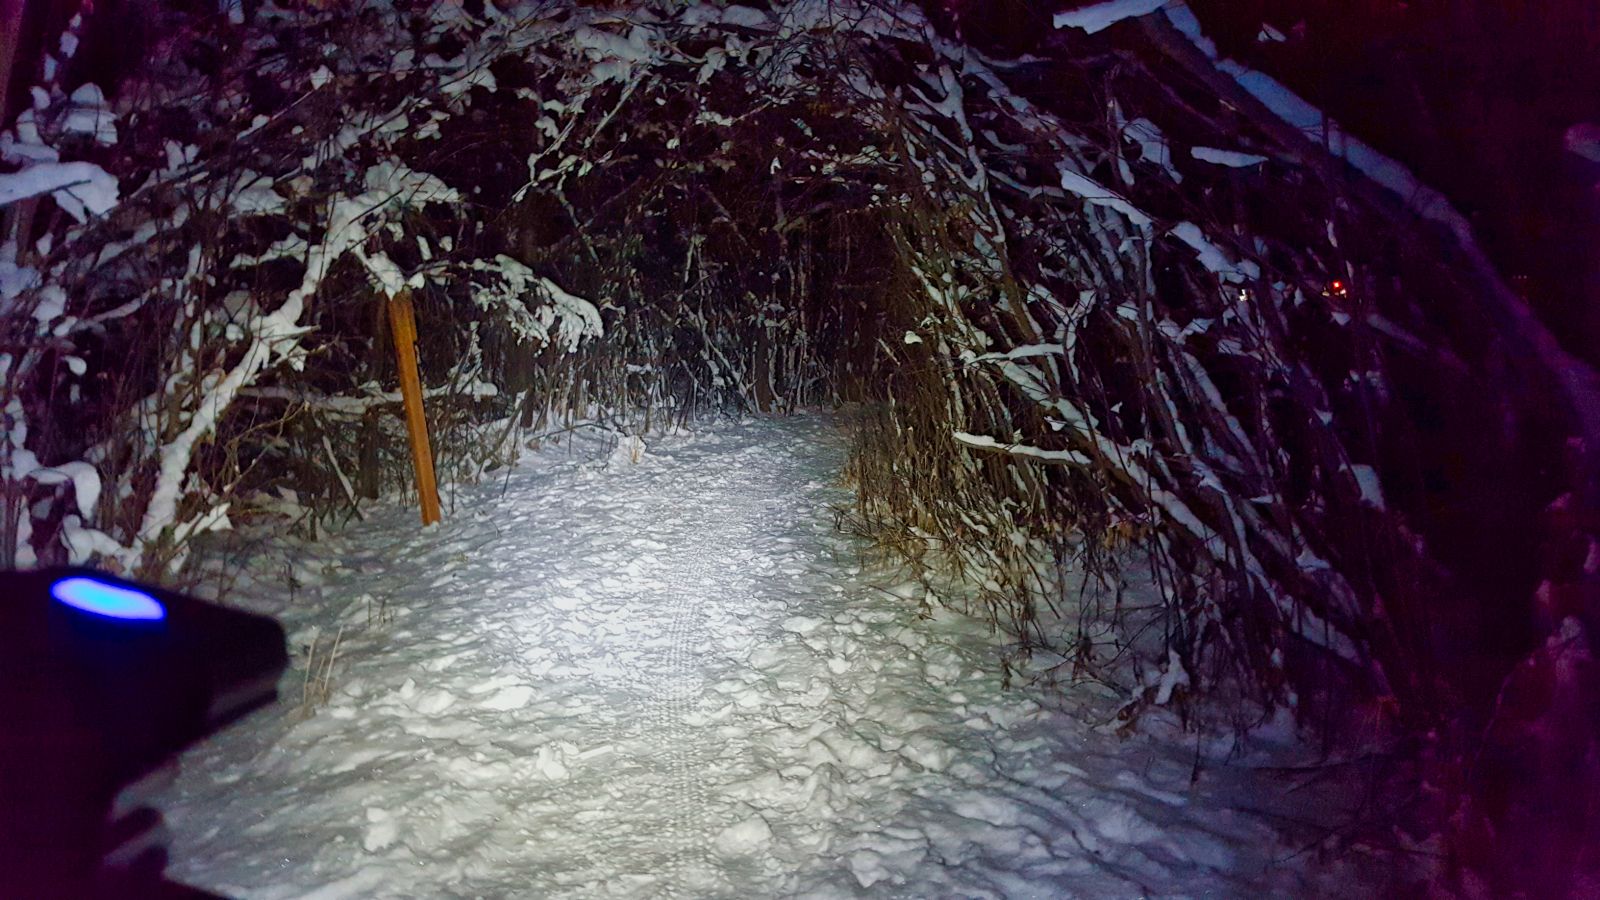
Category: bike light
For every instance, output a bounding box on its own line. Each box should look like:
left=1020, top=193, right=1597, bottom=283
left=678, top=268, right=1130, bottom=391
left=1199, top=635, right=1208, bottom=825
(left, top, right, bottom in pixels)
left=50, top=576, right=167, bottom=622
left=3, top=567, right=288, bottom=898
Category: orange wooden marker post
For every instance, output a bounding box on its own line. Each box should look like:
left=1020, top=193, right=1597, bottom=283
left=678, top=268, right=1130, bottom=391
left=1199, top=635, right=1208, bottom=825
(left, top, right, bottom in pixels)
left=387, top=289, right=442, bottom=526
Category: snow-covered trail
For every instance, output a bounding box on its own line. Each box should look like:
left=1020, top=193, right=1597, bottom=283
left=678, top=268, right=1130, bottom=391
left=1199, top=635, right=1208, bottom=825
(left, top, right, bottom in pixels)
left=159, top=417, right=1354, bottom=898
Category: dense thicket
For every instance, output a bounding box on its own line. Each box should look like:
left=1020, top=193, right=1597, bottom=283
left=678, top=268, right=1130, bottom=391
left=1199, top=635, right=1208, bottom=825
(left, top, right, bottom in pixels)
left=1191, top=0, right=1600, bottom=369
left=2, top=1, right=1595, bottom=891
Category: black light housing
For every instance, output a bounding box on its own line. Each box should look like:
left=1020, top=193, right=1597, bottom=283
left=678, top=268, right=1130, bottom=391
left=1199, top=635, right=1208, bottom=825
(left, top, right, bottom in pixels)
left=0, top=567, right=288, bottom=899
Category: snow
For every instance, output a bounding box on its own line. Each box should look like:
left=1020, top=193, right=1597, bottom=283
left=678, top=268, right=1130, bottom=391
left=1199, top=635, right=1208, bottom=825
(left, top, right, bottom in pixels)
left=1113, top=102, right=1190, bottom=184
left=1171, top=220, right=1261, bottom=282
left=1162, top=3, right=1216, bottom=59
left=249, top=381, right=500, bottom=418
left=1152, top=647, right=1189, bottom=705
left=26, top=459, right=101, bottom=517
left=29, top=284, right=65, bottom=322
left=1053, top=0, right=1169, bottom=34
left=964, top=343, right=1067, bottom=363
left=62, top=83, right=118, bottom=145
left=156, top=418, right=1360, bottom=898
left=718, top=6, right=772, bottom=30
left=467, top=255, right=603, bottom=352
left=1057, top=165, right=1151, bottom=227
left=0, top=161, right=119, bottom=221
left=227, top=172, right=287, bottom=216
left=536, top=275, right=605, bottom=352
left=1125, top=117, right=1181, bottom=182
left=356, top=250, right=416, bottom=296
left=1566, top=123, right=1600, bottom=163
left=954, top=430, right=1091, bottom=466
left=60, top=515, right=125, bottom=565
left=2, top=112, right=60, bottom=165
left=0, top=256, right=41, bottom=307
left=1346, top=463, right=1386, bottom=509
left=1192, top=146, right=1268, bottom=167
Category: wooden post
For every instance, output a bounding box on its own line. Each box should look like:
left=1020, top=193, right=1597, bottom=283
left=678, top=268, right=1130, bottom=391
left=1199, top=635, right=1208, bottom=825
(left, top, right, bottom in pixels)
left=386, top=290, right=441, bottom=526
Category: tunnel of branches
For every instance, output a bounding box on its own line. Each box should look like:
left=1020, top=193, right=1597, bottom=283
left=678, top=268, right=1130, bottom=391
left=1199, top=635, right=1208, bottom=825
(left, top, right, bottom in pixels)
left=4, top=0, right=1598, bottom=887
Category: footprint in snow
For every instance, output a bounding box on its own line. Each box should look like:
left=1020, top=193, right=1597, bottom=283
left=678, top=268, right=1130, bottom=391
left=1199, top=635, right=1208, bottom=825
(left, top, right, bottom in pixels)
left=478, top=685, right=534, bottom=711
left=713, top=814, right=774, bottom=860
left=363, top=808, right=399, bottom=853
left=535, top=742, right=578, bottom=780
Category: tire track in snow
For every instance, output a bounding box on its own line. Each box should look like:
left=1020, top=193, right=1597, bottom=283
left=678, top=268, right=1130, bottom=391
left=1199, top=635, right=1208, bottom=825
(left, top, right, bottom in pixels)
left=650, top=544, right=706, bottom=897
left=638, top=442, right=780, bottom=897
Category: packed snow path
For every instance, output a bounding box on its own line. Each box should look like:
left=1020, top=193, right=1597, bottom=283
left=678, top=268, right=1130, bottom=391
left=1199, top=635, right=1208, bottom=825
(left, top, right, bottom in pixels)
left=159, top=418, right=1355, bottom=898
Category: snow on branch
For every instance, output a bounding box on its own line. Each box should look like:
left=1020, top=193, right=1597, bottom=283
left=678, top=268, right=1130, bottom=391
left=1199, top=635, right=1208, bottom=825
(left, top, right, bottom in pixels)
left=465, top=256, right=603, bottom=353
left=0, top=162, right=118, bottom=221
left=953, top=431, right=1091, bottom=466
left=1054, top=0, right=1171, bottom=34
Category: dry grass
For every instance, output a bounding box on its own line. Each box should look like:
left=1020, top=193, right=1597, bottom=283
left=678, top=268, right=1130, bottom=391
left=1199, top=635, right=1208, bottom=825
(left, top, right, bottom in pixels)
left=299, top=625, right=347, bottom=717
